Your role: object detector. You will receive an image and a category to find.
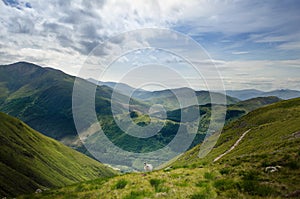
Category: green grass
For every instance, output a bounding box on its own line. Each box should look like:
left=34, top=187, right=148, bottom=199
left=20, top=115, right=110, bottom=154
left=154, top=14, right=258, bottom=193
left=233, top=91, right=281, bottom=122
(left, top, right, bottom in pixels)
left=0, top=112, right=116, bottom=198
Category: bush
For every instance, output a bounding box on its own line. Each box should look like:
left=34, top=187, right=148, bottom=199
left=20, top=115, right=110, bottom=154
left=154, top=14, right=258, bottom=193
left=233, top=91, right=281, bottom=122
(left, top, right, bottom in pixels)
left=190, top=185, right=215, bottom=199
left=113, top=179, right=127, bottom=189
left=286, top=160, right=300, bottom=169
left=195, top=180, right=209, bottom=187
left=190, top=193, right=209, bottom=199
left=240, top=170, right=259, bottom=181
left=204, top=172, right=215, bottom=180
left=214, top=179, right=237, bottom=191
left=219, top=167, right=231, bottom=175
left=239, top=180, right=275, bottom=196
left=123, top=190, right=152, bottom=199
left=149, top=178, right=168, bottom=192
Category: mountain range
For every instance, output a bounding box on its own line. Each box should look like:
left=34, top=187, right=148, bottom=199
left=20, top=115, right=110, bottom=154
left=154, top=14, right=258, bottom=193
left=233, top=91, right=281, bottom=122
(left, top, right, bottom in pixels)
left=226, top=89, right=300, bottom=100
left=0, top=62, right=293, bottom=171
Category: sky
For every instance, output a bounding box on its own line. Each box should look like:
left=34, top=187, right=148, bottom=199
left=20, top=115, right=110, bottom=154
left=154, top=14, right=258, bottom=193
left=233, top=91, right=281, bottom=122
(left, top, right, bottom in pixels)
left=0, top=0, right=300, bottom=91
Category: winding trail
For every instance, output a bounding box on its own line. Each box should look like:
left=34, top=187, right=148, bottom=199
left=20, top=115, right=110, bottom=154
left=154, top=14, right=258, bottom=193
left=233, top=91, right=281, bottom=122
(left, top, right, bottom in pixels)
left=213, top=129, right=251, bottom=162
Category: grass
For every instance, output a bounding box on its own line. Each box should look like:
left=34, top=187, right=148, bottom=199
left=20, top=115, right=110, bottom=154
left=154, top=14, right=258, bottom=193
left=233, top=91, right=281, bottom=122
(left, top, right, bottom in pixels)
left=0, top=112, right=116, bottom=198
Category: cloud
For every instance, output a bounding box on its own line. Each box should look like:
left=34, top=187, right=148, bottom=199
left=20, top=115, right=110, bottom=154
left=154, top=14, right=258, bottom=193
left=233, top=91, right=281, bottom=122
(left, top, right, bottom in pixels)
left=232, top=51, right=249, bottom=55
left=0, top=0, right=299, bottom=91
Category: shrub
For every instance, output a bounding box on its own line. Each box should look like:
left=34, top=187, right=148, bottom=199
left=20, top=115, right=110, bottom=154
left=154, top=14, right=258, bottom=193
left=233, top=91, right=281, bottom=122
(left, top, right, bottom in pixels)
left=195, top=180, right=209, bottom=187
left=219, top=167, right=231, bottom=175
left=204, top=172, right=215, bottom=180
left=240, top=170, right=259, bottom=181
left=123, top=190, right=152, bottom=199
left=149, top=179, right=168, bottom=192
left=190, top=193, right=209, bottom=199
left=239, top=180, right=275, bottom=196
left=113, top=179, right=127, bottom=189
left=214, top=179, right=237, bottom=191
left=286, top=160, right=300, bottom=169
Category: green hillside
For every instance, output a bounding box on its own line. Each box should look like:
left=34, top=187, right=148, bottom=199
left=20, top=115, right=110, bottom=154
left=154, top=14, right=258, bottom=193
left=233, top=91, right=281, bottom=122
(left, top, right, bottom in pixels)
left=171, top=97, right=299, bottom=167
left=170, top=97, right=300, bottom=197
left=0, top=62, right=144, bottom=140
left=0, top=112, right=116, bottom=198
left=19, top=98, right=300, bottom=198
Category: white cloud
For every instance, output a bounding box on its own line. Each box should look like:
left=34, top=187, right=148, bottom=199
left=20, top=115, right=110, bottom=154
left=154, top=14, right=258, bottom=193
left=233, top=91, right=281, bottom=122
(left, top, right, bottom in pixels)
left=0, top=0, right=299, bottom=90
left=232, top=51, right=249, bottom=55
left=278, top=41, right=300, bottom=51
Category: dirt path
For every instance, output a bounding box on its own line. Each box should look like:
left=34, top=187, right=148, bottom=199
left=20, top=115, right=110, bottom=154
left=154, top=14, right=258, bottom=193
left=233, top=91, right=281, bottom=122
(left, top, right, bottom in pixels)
left=213, top=129, right=251, bottom=162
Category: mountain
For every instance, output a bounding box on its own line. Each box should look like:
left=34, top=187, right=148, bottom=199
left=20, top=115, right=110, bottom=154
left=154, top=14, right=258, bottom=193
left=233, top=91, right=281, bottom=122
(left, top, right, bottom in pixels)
left=21, top=98, right=300, bottom=198
left=226, top=89, right=264, bottom=100
left=132, top=87, right=240, bottom=111
left=87, top=78, right=146, bottom=96
left=226, top=89, right=300, bottom=100
left=263, top=89, right=300, bottom=99
left=228, top=96, right=282, bottom=112
left=0, top=62, right=143, bottom=140
left=0, top=112, right=116, bottom=198
left=88, top=80, right=240, bottom=111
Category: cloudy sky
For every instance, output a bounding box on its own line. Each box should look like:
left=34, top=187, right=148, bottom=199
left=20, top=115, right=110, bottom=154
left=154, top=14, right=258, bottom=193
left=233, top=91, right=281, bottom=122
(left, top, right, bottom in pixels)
left=1, top=0, right=300, bottom=91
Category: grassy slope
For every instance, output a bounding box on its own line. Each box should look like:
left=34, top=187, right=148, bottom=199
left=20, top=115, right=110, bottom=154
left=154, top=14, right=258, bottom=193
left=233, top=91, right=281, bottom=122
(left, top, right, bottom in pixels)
left=0, top=112, right=116, bottom=198
left=20, top=98, right=300, bottom=198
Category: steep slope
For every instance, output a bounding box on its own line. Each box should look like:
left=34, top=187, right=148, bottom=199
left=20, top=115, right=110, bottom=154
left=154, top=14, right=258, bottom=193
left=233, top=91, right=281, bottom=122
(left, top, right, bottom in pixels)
left=0, top=112, right=116, bottom=198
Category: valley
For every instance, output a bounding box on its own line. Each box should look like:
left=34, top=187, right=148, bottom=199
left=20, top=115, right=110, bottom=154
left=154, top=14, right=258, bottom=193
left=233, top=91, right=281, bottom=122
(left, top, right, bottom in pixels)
left=16, top=97, right=300, bottom=199
left=0, top=62, right=299, bottom=198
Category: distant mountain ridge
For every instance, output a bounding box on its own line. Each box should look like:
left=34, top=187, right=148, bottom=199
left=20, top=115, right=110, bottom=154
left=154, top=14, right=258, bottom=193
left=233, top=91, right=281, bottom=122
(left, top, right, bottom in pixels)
left=87, top=78, right=146, bottom=96
left=226, top=89, right=300, bottom=100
